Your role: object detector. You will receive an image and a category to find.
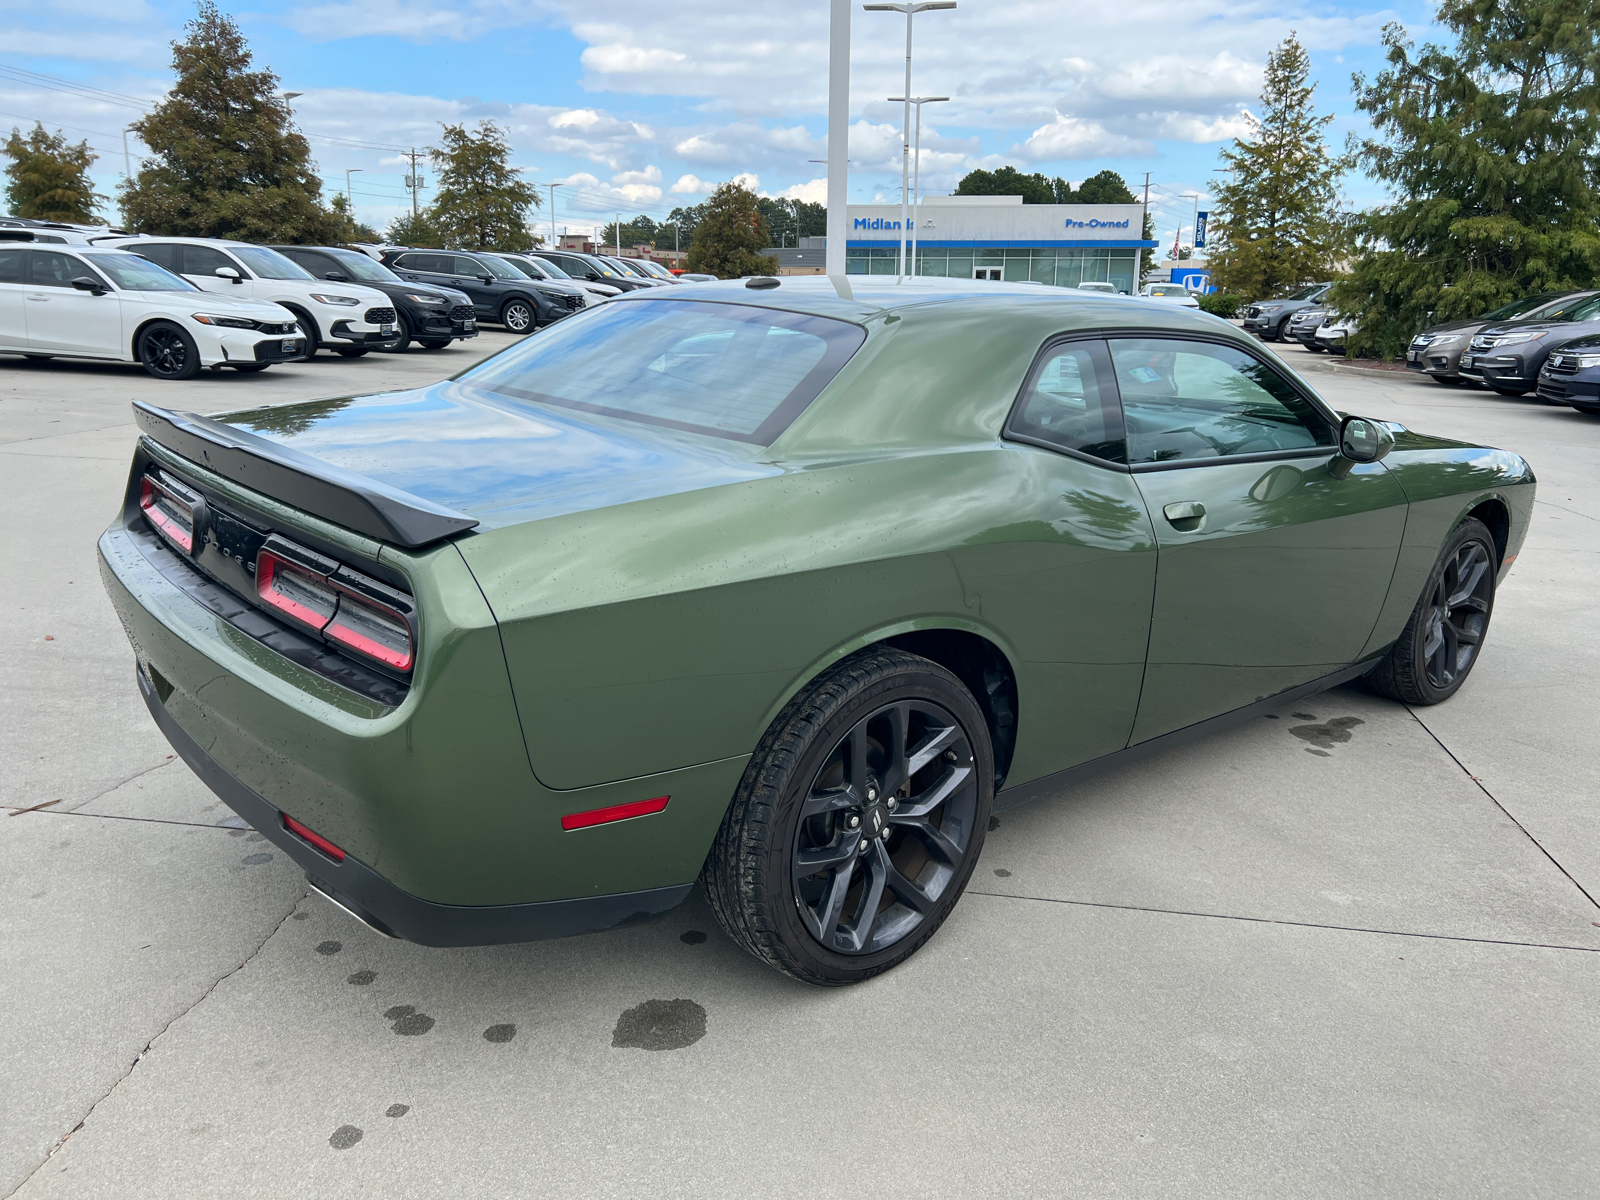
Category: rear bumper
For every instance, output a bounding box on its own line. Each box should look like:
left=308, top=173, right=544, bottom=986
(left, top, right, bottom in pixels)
left=137, top=664, right=690, bottom=945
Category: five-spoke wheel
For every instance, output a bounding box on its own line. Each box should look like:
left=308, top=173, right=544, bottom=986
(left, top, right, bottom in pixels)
left=137, top=321, right=201, bottom=380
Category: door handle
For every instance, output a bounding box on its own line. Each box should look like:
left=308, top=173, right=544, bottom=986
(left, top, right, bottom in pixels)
left=26, top=294, right=49, bottom=301
left=1162, top=501, right=1206, bottom=531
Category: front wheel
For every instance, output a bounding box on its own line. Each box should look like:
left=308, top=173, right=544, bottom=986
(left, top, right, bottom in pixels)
left=1367, top=518, right=1497, bottom=705
left=500, top=299, right=535, bottom=334
left=1490, top=384, right=1531, bottom=397
left=1302, top=342, right=1324, bottom=353
left=137, top=322, right=202, bottom=380
left=417, top=339, right=451, bottom=350
left=336, top=347, right=370, bottom=358
left=1431, top=374, right=1464, bottom=386
left=702, top=647, right=993, bottom=986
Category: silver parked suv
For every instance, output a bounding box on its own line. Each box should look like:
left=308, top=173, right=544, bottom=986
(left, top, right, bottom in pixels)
left=1242, top=283, right=1330, bottom=341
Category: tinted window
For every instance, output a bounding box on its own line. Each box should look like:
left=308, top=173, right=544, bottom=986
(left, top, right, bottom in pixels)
left=529, top=256, right=571, bottom=279
left=0, top=248, right=22, bottom=283
left=82, top=252, right=198, bottom=292
left=131, top=243, right=180, bottom=272
left=399, top=253, right=451, bottom=274
left=462, top=299, right=865, bottom=444
left=494, top=255, right=541, bottom=279
left=183, top=244, right=238, bottom=278
left=1551, top=295, right=1600, bottom=322
left=1109, top=338, right=1334, bottom=464
left=1006, top=340, right=1125, bottom=464
left=30, top=250, right=101, bottom=288
left=1480, top=292, right=1563, bottom=322
left=321, top=248, right=399, bottom=283
left=276, top=247, right=332, bottom=274
left=477, top=255, right=522, bottom=280
left=229, top=245, right=313, bottom=280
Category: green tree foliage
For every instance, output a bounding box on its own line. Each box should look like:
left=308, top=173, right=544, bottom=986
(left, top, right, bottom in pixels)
left=599, top=214, right=666, bottom=250
left=385, top=210, right=440, bottom=247
left=1334, top=4, right=1600, bottom=358
left=954, top=165, right=1057, bottom=204
left=120, top=1, right=338, bottom=242
left=327, top=193, right=379, bottom=243
left=3, top=123, right=105, bottom=222
left=683, top=181, right=778, bottom=278
left=1068, top=170, right=1136, bottom=205
left=756, top=196, right=827, bottom=245
left=1207, top=34, right=1347, bottom=302
left=426, top=121, right=538, bottom=251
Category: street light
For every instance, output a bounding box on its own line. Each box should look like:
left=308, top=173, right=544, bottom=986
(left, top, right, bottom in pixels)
left=863, top=0, right=955, bottom=283
left=548, top=182, right=562, bottom=248
left=345, top=167, right=362, bottom=203
left=887, top=95, right=947, bottom=277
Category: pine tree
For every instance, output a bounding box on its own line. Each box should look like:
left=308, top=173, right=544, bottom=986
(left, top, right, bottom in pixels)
left=385, top=210, right=440, bottom=247
left=120, top=2, right=338, bottom=242
left=1334, top=4, right=1600, bottom=358
left=3, top=124, right=105, bottom=223
left=327, top=193, right=379, bottom=243
left=426, top=122, right=538, bottom=251
left=1207, top=34, right=1346, bottom=301
left=683, top=182, right=778, bottom=278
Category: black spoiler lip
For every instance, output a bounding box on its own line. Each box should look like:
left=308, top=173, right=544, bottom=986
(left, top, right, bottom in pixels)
left=132, top=400, right=479, bottom=548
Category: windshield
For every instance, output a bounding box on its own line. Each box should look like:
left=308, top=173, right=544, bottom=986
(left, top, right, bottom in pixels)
left=530, top=256, right=571, bottom=279
left=325, top=249, right=400, bottom=283
left=461, top=298, right=865, bottom=444
left=578, top=256, right=621, bottom=278
left=1549, top=295, right=1600, bottom=322
left=82, top=252, right=198, bottom=292
left=470, top=254, right=523, bottom=280
left=495, top=255, right=542, bottom=280
left=1284, top=284, right=1327, bottom=301
left=231, top=245, right=314, bottom=280
left=1148, top=285, right=1188, bottom=296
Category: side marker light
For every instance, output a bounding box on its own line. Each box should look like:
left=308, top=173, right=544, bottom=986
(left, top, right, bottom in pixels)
left=560, top=795, right=670, bottom=831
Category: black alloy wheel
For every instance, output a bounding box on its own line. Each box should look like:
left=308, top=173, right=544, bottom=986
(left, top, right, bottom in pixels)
left=285, top=307, right=319, bottom=356
left=137, top=322, right=201, bottom=380
left=387, top=312, right=413, bottom=352
left=703, top=647, right=993, bottom=986
left=417, top=339, right=451, bottom=350
left=1430, top=374, right=1464, bottom=385
left=1490, top=383, right=1531, bottom=397
left=336, top=347, right=370, bottom=358
left=1368, top=517, right=1497, bottom=705
left=501, top=299, right=535, bottom=333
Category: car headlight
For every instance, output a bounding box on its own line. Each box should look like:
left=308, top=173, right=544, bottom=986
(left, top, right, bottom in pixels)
left=191, top=313, right=260, bottom=329
left=310, top=294, right=361, bottom=306
left=1489, top=331, right=1544, bottom=346
left=1426, top=334, right=1462, bottom=348
left=404, top=293, right=449, bottom=304
left=1568, top=354, right=1600, bottom=368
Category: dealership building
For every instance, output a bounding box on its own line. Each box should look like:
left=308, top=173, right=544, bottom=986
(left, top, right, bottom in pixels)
left=820, top=195, right=1154, bottom=291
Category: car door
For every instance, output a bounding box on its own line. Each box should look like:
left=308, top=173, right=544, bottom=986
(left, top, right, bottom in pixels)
left=24, top=249, right=124, bottom=356
left=180, top=243, right=251, bottom=296
left=393, top=252, right=460, bottom=304
left=1109, top=334, right=1408, bottom=742
left=446, top=254, right=499, bottom=316
left=981, top=337, right=1159, bottom=777
left=0, top=247, right=26, bottom=347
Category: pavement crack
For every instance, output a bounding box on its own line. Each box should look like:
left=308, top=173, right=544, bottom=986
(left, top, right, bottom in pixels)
left=4, top=890, right=307, bottom=1196
left=1404, top=705, right=1600, bottom=911
left=966, top=891, right=1600, bottom=953
left=47, top=757, right=178, bottom=816
left=1534, top=499, right=1598, bottom=523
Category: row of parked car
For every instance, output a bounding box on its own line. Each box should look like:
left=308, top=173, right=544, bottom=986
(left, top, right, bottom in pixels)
left=0, top=216, right=696, bottom=382
left=1242, top=281, right=1600, bottom=417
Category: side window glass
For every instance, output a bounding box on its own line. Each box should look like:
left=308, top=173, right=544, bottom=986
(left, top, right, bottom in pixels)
left=0, top=248, right=23, bottom=283
left=402, top=253, right=444, bottom=274
left=452, top=256, right=484, bottom=277
left=1108, top=338, right=1334, bottom=464
left=1006, top=339, right=1126, bottom=464
left=133, top=243, right=179, bottom=271
left=29, top=250, right=89, bottom=288
left=182, top=245, right=238, bottom=278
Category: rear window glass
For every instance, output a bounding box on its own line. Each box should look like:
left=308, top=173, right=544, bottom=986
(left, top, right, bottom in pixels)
left=461, top=298, right=865, bottom=444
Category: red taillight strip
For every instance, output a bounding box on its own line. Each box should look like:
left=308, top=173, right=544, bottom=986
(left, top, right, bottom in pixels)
left=560, top=795, right=670, bottom=832
left=282, top=813, right=347, bottom=862
left=139, top=477, right=194, bottom=553
left=324, top=611, right=414, bottom=671
left=257, top=553, right=335, bottom=632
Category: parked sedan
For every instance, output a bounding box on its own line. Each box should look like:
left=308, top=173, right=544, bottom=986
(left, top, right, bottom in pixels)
left=378, top=248, right=582, bottom=333
left=271, top=245, right=478, bottom=352
left=1459, top=292, right=1600, bottom=396
left=0, top=244, right=303, bottom=378
left=99, top=278, right=1532, bottom=985
left=1243, top=283, right=1331, bottom=341
left=600, top=255, right=670, bottom=286
left=1534, top=336, right=1600, bottom=415
left=1138, top=282, right=1199, bottom=308
left=1407, top=291, right=1595, bottom=386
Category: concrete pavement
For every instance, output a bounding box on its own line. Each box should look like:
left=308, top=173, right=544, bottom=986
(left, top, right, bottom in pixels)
left=2, top=334, right=1596, bottom=1198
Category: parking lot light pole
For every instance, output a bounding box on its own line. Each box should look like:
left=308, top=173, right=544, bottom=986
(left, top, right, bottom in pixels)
left=888, top=95, right=947, bottom=278
left=864, top=1, right=954, bottom=283
left=825, top=0, right=852, bottom=296
left=548, top=183, right=562, bottom=248
left=345, top=168, right=361, bottom=204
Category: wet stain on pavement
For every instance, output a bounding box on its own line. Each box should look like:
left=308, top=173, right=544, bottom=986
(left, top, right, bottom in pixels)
left=1263, top=714, right=1280, bottom=720
left=1291, top=712, right=1317, bottom=721
left=245, top=833, right=266, bottom=843
left=386, top=1104, right=410, bottom=1118
left=988, top=816, right=1001, bottom=831
left=291, top=912, right=310, bottom=921
left=483, top=1024, right=516, bottom=1043
left=993, top=868, right=1012, bottom=877
left=316, top=940, right=342, bottom=956
left=241, top=853, right=272, bottom=865
left=329, top=1125, right=363, bottom=1150
left=347, top=970, right=377, bottom=986
left=612, top=999, right=707, bottom=1052
left=384, top=1005, right=436, bottom=1036
left=1290, top=716, right=1365, bottom=753
left=679, top=929, right=707, bottom=945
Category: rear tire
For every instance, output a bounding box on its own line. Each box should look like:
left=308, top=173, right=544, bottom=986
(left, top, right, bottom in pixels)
left=418, top=339, right=451, bottom=350
left=1431, top=374, right=1464, bottom=385
left=1489, top=384, right=1531, bottom=397
left=1367, top=518, right=1497, bottom=706
left=702, top=647, right=993, bottom=986
left=1302, top=342, right=1324, bottom=353
left=137, top=321, right=202, bottom=380
left=500, top=299, right=535, bottom=334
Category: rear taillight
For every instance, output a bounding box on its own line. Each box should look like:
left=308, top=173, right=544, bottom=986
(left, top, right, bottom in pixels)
left=138, top=472, right=201, bottom=554
left=282, top=813, right=346, bottom=862
left=254, top=536, right=416, bottom=675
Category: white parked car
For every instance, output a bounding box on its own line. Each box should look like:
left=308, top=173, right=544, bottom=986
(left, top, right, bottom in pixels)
left=1140, top=282, right=1201, bottom=308
left=1315, top=315, right=1359, bottom=354
left=0, top=243, right=305, bottom=379
left=1075, top=281, right=1121, bottom=294
left=103, top=236, right=398, bottom=357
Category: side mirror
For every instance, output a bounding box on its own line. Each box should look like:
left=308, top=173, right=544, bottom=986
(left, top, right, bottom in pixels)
left=1337, top=415, right=1394, bottom=465
left=481, top=274, right=495, bottom=284
left=324, top=271, right=349, bottom=282
left=71, top=276, right=108, bottom=295
left=214, top=266, right=243, bottom=284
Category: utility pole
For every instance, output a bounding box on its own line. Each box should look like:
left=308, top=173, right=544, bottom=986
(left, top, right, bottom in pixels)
left=404, top=148, right=426, bottom=220
left=1140, top=171, right=1152, bottom=284
left=548, top=182, right=561, bottom=248
left=615, top=212, right=621, bottom=255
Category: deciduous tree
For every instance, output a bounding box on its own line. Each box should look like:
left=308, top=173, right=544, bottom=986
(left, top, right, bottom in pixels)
left=427, top=121, right=538, bottom=251
left=120, top=1, right=339, bottom=242
left=683, top=181, right=778, bottom=278
left=1207, top=34, right=1347, bottom=301
left=1334, top=2, right=1600, bottom=358
left=3, top=123, right=105, bottom=223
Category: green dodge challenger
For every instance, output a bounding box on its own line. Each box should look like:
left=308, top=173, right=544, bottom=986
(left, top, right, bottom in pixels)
left=99, top=279, right=1534, bottom=985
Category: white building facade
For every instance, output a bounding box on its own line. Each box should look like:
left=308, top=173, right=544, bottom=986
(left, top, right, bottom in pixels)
left=844, top=195, right=1153, bottom=292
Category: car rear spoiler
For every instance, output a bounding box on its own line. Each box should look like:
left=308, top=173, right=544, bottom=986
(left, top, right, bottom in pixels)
left=131, top=401, right=479, bottom=548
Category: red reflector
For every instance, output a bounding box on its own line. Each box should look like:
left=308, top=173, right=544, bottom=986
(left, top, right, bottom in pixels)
left=282, top=813, right=347, bottom=862
left=560, top=795, right=670, bottom=831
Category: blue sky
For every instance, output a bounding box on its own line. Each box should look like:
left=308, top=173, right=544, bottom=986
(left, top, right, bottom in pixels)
left=3, top=0, right=1437, bottom=243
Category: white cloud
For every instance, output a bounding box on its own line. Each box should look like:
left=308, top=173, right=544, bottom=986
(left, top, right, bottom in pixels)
left=3, top=30, right=163, bottom=61
left=773, top=178, right=828, bottom=204
left=1014, top=114, right=1149, bottom=162
left=731, top=172, right=759, bottom=190
left=580, top=44, right=689, bottom=75
left=670, top=173, right=714, bottom=195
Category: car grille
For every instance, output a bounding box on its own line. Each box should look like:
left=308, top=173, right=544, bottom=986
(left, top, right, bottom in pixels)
left=364, top=306, right=396, bottom=325
left=561, top=293, right=585, bottom=312
left=258, top=321, right=296, bottom=336
left=449, top=304, right=473, bottom=322
left=1536, top=376, right=1569, bottom=401
left=1545, top=353, right=1580, bottom=375
left=1245, top=306, right=1261, bottom=318
left=1469, top=334, right=1495, bottom=352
